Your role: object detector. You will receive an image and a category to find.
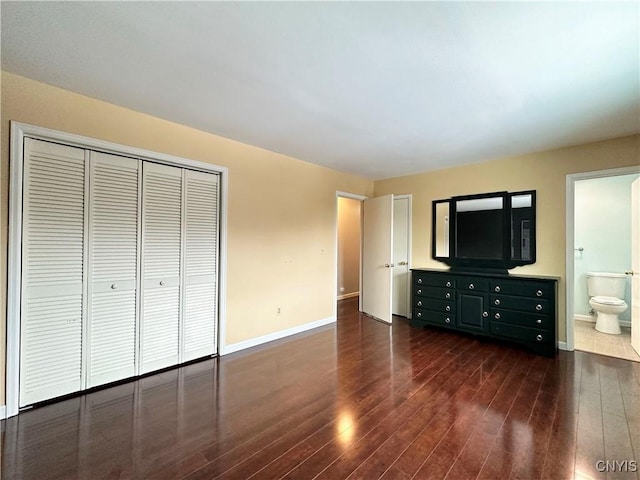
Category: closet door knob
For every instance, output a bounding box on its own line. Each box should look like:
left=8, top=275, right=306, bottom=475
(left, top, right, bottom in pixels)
left=111, top=284, right=118, bottom=290
left=159, top=280, right=165, bottom=286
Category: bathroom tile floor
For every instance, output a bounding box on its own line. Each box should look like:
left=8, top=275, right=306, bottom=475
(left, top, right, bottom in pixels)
left=575, top=319, right=640, bottom=362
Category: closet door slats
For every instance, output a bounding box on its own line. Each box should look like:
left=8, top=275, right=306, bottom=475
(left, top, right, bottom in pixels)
left=87, top=152, right=140, bottom=387
left=20, top=139, right=86, bottom=406
left=141, top=163, right=183, bottom=373
left=19, top=139, right=220, bottom=407
left=183, top=171, right=219, bottom=360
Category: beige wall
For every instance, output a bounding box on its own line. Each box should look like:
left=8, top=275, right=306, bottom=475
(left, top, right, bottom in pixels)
left=0, top=72, right=374, bottom=406
left=374, top=134, right=640, bottom=343
left=337, top=197, right=361, bottom=296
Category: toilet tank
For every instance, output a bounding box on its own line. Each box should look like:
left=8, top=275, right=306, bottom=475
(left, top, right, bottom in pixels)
left=586, top=272, right=627, bottom=298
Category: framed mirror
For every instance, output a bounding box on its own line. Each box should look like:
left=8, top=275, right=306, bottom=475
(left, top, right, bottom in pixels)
left=454, top=194, right=506, bottom=260
left=431, top=190, right=536, bottom=271
left=432, top=200, right=450, bottom=259
left=510, top=191, right=536, bottom=262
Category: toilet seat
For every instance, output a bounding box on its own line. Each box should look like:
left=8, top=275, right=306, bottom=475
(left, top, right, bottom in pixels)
left=591, top=295, right=626, bottom=306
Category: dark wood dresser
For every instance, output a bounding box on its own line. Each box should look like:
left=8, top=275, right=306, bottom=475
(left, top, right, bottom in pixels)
left=410, top=268, right=558, bottom=357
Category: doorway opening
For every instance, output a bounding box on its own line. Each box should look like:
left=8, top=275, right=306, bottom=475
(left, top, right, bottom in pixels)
left=335, top=192, right=412, bottom=324
left=336, top=195, right=364, bottom=315
left=566, top=166, right=640, bottom=362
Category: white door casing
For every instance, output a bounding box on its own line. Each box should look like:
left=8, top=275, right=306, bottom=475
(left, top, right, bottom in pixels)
left=392, top=196, right=411, bottom=317
left=631, top=178, right=639, bottom=356
left=362, top=194, right=394, bottom=324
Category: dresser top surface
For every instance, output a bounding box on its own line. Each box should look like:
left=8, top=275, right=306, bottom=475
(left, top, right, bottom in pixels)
left=410, top=267, right=559, bottom=282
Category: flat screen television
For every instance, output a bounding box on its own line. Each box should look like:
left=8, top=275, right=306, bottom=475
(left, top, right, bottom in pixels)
left=432, top=190, right=536, bottom=272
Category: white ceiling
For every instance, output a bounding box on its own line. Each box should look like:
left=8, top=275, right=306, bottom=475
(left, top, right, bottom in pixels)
left=2, top=2, right=638, bottom=180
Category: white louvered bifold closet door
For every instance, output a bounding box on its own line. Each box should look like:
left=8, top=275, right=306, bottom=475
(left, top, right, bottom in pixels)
left=140, top=162, right=183, bottom=373
left=87, top=152, right=141, bottom=387
left=20, top=139, right=86, bottom=407
left=183, top=170, right=219, bottom=361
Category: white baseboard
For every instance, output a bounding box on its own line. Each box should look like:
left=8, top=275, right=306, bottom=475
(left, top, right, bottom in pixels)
left=575, top=314, right=631, bottom=328
left=0, top=405, right=6, bottom=420
left=338, top=292, right=359, bottom=300
left=221, top=315, right=336, bottom=355
left=558, top=341, right=570, bottom=351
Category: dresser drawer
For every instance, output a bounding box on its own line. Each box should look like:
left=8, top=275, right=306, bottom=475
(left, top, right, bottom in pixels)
left=490, top=322, right=551, bottom=344
left=414, top=273, right=455, bottom=288
left=415, top=298, right=454, bottom=313
left=491, top=309, right=549, bottom=330
left=414, top=285, right=454, bottom=300
left=413, top=308, right=454, bottom=326
left=457, top=277, right=489, bottom=292
left=490, top=295, right=549, bottom=314
left=490, top=280, right=550, bottom=298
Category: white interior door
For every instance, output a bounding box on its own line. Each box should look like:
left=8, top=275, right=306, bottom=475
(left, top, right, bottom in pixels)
left=183, top=170, right=219, bottom=361
left=631, top=178, right=639, bottom=355
left=362, top=194, right=394, bottom=323
left=20, top=139, right=86, bottom=406
left=140, top=162, right=183, bottom=373
left=87, top=152, right=140, bottom=387
left=392, top=197, right=410, bottom=317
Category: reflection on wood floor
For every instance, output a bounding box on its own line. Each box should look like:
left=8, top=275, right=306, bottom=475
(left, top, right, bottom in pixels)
left=2, top=297, right=639, bottom=479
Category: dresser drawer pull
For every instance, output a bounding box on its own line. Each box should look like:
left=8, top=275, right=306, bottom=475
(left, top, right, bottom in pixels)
left=494, top=299, right=501, bottom=306
left=417, top=289, right=422, bottom=295
left=536, top=319, right=542, bottom=324
left=445, top=292, right=451, bottom=299
left=445, top=305, right=451, bottom=312
left=536, top=304, right=543, bottom=311
left=494, top=286, right=501, bottom=292
left=536, top=334, right=543, bottom=342
left=536, top=290, right=543, bottom=297
left=482, top=311, right=488, bottom=318
left=418, top=278, right=423, bottom=284
left=445, top=317, right=451, bottom=324
left=445, top=281, right=452, bottom=287
left=468, top=283, right=475, bottom=290
left=417, top=312, right=422, bottom=318
left=417, top=300, right=423, bottom=307
left=495, top=313, right=501, bottom=320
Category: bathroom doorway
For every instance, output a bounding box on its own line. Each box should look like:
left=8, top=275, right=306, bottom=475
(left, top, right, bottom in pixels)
left=566, top=168, right=640, bottom=361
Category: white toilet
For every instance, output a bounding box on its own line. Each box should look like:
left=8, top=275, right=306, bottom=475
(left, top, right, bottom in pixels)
left=586, top=272, right=628, bottom=335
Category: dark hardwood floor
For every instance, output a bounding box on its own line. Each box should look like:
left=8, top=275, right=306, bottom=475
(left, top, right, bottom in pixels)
left=2, top=297, right=639, bottom=479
